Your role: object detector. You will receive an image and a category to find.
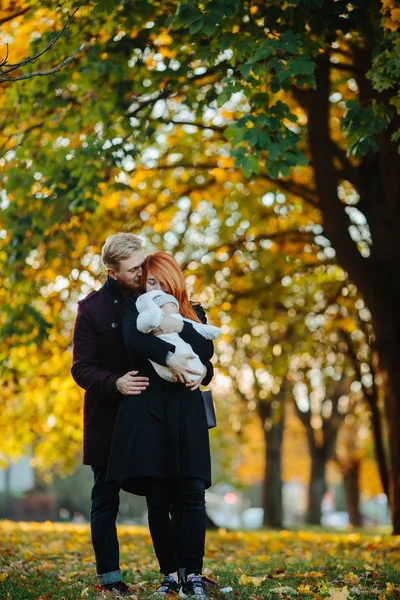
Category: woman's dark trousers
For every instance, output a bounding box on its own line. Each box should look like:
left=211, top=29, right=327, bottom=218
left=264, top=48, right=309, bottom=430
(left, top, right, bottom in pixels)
left=90, top=467, right=122, bottom=586
left=146, top=478, right=206, bottom=576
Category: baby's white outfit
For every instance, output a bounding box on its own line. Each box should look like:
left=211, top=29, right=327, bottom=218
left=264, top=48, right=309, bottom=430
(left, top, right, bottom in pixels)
left=136, top=290, right=221, bottom=382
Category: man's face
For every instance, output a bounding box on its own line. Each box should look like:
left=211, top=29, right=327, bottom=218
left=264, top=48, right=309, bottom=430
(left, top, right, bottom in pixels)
left=108, top=251, right=145, bottom=292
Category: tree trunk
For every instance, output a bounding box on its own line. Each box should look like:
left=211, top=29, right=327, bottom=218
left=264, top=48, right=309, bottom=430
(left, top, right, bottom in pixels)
left=263, top=419, right=284, bottom=528
left=378, top=348, right=400, bottom=533
left=257, top=394, right=285, bottom=529
left=306, top=450, right=327, bottom=525
left=340, top=330, right=390, bottom=501
left=369, top=399, right=390, bottom=501
left=297, top=51, right=400, bottom=533
left=342, top=461, right=362, bottom=527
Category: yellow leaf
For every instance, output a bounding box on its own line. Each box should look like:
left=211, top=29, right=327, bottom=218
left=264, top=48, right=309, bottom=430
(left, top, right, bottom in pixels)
left=271, top=586, right=298, bottom=595
left=239, top=574, right=265, bottom=587
left=328, top=587, right=351, bottom=600
left=344, top=573, right=359, bottom=585
left=298, top=585, right=311, bottom=593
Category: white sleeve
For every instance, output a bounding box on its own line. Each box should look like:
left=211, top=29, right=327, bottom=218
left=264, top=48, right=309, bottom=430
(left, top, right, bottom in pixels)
left=183, top=318, right=221, bottom=340
left=137, top=307, right=164, bottom=333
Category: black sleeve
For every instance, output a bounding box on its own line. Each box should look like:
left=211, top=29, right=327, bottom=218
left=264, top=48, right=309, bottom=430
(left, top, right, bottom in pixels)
left=202, top=361, right=214, bottom=386
left=123, top=295, right=175, bottom=365
left=193, top=303, right=207, bottom=324
left=71, top=302, right=120, bottom=397
left=193, top=304, right=214, bottom=385
left=180, top=322, right=214, bottom=363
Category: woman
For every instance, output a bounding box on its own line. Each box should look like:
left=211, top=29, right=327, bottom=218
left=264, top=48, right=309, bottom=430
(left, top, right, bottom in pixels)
left=107, top=252, right=214, bottom=599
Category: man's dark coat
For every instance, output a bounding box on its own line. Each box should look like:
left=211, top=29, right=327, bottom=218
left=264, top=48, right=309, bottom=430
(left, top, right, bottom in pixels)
left=71, top=277, right=212, bottom=468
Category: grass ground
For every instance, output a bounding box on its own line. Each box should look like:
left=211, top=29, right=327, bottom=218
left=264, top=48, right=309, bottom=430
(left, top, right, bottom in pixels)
left=0, top=521, right=400, bottom=599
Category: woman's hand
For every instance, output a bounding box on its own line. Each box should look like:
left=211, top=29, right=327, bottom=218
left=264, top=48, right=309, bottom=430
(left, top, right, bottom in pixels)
left=185, top=365, right=207, bottom=391
left=152, top=315, right=183, bottom=335
left=167, top=353, right=202, bottom=383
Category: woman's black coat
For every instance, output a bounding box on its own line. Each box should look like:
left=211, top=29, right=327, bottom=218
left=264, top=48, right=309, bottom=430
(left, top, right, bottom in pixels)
left=106, top=296, right=214, bottom=492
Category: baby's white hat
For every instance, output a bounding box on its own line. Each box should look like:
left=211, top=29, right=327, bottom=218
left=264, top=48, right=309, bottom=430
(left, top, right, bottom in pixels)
left=151, top=291, right=179, bottom=308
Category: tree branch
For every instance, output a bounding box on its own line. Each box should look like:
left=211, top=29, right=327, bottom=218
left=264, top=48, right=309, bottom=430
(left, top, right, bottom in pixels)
left=154, top=117, right=227, bottom=132
left=0, top=7, right=30, bottom=26
left=259, top=175, right=319, bottom=208
left=0, top=7, right=80, bottom=73
left=127, top=88, right=174, bottom=118
left=206, top=229, right=317, bottom=256
left=0, top=43, right=86, bottom=83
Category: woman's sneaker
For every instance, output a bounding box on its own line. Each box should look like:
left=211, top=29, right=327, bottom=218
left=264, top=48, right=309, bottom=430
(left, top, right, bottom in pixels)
left=180, top=575, right=207, bottom=599
left=153, top=575, right=180, bottom=597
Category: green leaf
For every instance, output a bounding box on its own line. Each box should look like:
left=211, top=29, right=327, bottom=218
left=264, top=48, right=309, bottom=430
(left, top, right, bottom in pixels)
left=267, top=162, right=280, bottom=179
left=287, top=56, right=315, bottom=76
left=254, top=40, right=274, bottom=62
left=244, top=128, right=259, bottom=147
left=189, top=17, right=204, bottom=34
left=242, top=155, right=260, bottom=178
left=203, top=14, right=217, bottom=35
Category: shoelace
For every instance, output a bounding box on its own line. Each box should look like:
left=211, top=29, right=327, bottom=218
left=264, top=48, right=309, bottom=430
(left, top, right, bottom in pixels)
left=159, top=576, right=176, bottom=592
left=190, top=576, right=205, bottom=595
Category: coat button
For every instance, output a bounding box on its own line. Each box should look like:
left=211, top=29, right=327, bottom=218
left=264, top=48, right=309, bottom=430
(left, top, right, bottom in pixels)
left=111, top=322, right=118, bottom=328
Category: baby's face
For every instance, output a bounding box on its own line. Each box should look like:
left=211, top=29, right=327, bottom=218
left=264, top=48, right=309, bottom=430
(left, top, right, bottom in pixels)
left=161, top=302, right=179, bottom=315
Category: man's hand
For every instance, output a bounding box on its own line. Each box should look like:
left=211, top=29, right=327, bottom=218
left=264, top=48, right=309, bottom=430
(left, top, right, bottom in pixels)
left=185, top=365, right=207, bottom=391
left=153, top=315, right=183, bottom=335
left=115, top=371, right=149, bottom=395
left=167, top=354, right=203, bottom=384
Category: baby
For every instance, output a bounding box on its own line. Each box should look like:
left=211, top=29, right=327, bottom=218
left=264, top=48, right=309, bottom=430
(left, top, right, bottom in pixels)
left=136, top=290, right=221, bottom=382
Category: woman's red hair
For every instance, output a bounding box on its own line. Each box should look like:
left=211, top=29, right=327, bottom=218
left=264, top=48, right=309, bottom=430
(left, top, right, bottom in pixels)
left=141, top=252, right=201, bottom=322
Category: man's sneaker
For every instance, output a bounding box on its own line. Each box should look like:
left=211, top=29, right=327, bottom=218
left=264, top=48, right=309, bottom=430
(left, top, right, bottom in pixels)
left=103, top=581, right=135, bottom=598
left=180, top=575, right=207, bottom=599
left=153, top=575, right=180, bottom=597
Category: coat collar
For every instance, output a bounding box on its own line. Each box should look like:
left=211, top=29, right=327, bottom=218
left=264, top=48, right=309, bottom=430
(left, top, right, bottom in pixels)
left=103, top=276, right=139, bottom=302
left=103, top=275, right=123, bottom=298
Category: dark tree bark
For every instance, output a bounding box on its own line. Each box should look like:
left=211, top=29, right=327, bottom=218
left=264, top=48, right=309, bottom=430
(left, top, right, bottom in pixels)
left=294, top=48, right=400, bottom=533
left=257, top=385, right=286, bottom=529
left=307, top=449, right=328, bottom=525
left=295, top=377, right=345, bottom=525
left=340, top=329, right=389, bottom=501
left=342, top=461, right=363, bottom=527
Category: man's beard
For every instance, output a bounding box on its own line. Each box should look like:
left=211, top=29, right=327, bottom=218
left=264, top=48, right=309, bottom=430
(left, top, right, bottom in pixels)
left=118, top=277, right=141, bottom=293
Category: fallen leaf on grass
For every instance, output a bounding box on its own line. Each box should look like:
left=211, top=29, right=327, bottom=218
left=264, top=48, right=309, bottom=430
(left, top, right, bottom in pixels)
left=298, top=584, right=311, bottom=593
left=344, top=573, right=359, bottom=585
left=328, top=587, right=351, bottom=600
left=239, top=574, right=265, bottom=587
left=271, top=587, right=298, bottom=595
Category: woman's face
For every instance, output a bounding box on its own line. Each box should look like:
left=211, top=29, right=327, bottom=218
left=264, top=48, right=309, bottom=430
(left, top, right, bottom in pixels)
left=146, top=273, right=168, bottom=293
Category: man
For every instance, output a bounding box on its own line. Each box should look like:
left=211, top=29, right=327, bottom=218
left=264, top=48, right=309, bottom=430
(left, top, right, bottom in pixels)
left=72, top=233, right=210, bottom=597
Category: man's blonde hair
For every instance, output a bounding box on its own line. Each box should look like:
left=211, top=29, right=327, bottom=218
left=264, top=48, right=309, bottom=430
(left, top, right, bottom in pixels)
left=102, top=233, right=142, bottom=271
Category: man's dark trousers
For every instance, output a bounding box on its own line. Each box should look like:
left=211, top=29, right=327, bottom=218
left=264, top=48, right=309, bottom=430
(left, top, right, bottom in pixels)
left=91, top=467, right=122, bottom=586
